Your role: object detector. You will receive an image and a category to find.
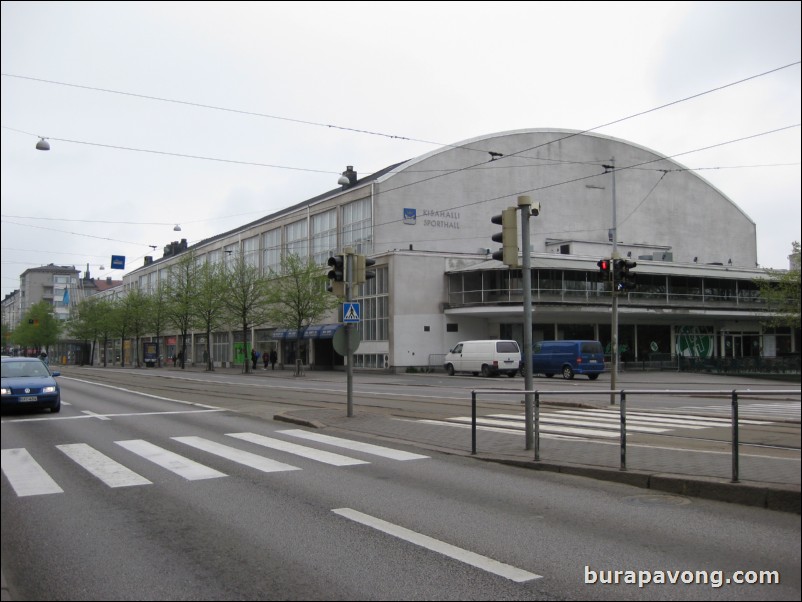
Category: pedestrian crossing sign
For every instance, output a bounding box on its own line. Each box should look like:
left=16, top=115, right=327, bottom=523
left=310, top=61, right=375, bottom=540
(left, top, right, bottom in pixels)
left=343, top=302, right=361, bottom=323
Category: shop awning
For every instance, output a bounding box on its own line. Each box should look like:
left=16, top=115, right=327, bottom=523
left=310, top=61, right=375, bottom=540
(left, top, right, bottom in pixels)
left=272, top=324, right=343, bottom=340
left=316, top=323, right=343, bottom=339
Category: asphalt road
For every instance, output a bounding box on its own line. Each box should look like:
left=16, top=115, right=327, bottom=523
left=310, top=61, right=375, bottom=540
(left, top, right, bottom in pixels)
left=2, top=367, right=800, bottom=600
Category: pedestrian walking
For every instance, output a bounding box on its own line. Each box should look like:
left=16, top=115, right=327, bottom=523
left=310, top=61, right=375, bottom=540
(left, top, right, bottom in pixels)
left=263, top=351, right=269, bottom=370
left=270, top=349, right=277, bottom=370
left=251, top=348, right=258, bottom=370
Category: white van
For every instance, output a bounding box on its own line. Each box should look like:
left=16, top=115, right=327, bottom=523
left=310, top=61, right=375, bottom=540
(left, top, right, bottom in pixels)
left=444, top=340, right=521, bottom=377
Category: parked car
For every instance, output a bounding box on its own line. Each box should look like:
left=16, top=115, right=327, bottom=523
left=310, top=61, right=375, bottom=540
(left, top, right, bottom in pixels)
left=444, top=340, right=521, bottom=377
left=528, top=340, right=605, bottom=380
left=1, top=357, right=61, bottom=413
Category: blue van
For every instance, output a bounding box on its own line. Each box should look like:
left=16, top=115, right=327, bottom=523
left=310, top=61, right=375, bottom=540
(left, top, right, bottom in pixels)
left=529, top=340, right=605, bottom=380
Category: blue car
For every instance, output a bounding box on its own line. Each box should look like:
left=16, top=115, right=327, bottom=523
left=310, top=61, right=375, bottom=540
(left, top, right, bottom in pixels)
left=529, top=340, right=605, bottom=380
left=1, top=357, right=61, bottom=413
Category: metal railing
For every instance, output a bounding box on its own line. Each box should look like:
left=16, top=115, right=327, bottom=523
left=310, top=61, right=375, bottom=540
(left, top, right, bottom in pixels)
left=470, top=388, right=801, bottom=482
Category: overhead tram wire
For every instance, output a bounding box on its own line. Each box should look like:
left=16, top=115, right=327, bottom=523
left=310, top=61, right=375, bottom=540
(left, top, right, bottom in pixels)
left=3, top=60, right=798, bottom=169
left=4, top=62, right=798, bottom=250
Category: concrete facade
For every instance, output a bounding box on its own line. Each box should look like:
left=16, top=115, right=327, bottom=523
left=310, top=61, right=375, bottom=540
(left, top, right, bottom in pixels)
left=112, top=128, right=791, bottom=371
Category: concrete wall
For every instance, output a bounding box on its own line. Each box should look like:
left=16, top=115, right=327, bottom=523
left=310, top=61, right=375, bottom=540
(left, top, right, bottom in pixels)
left=373, top=129, right=757, bottom=267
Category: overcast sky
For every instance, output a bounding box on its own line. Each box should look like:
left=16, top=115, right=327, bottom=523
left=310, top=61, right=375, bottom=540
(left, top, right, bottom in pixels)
left=2, top=1, right=800, bottom=298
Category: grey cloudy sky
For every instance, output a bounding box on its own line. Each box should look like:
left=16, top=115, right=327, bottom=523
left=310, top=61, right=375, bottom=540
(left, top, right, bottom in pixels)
left=1, top=1, right=800, bottom=298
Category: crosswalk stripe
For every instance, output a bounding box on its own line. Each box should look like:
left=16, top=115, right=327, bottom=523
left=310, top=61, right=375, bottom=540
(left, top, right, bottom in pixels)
left=445, top=417, right=620, bottom=438
left=676, top=402, right=800, bottom=420
left=564, top=408, right=771, bottom=425
left=488, top=414, right=674, bottom=433
left=172, top=436, right=301, bottom=473
left=1, top=448, right=64, bottom=496
left=56, top=443, right=152, bottom=488
left=547, top=410, right=727, bottom=428
left=226, top=433, right=369, bottom=466
left=115, top=440, right=227, bottom=480
left=279, top=429, right=429, bottom=460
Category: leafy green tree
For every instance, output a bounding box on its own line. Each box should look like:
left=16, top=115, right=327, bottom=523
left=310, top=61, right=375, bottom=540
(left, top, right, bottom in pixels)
left=149, top=283, right=173, bottom=367
left=94, top=298, right=119, bottom=367
left=121, top=288, right=153, bottom=367
left=164, top=251, right=199, bottom=369
left=193, top=260, right=228, bottom=371
left=14, top=302, right=62, bottom=353
left=757, top=241, right=801, bottom=329
left=268, top=254, right=338, bottom=366
left=67, top=297, right=106, bottom=365
left=223, top=253, right=272, bottom=374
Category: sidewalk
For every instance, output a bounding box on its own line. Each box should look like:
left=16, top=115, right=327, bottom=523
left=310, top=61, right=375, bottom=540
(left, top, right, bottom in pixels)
left=274, top=403, right=800, bottom=514
left=60, top=364, right=802, bottom=513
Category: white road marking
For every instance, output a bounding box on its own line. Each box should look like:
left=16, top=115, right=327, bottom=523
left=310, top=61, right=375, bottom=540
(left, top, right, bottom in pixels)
left=115, top=439, right=227, bottom=480
left=172, top=436, right=300, bottom=473
left=1, top=448, right=64, bottom=496
left=57, top=443, right=152, bottom=487
left=333, top=508, right=542, bottom=583
left=226, top=432, right=368, bottom=466
left=279, top=429, right=429, bottom=460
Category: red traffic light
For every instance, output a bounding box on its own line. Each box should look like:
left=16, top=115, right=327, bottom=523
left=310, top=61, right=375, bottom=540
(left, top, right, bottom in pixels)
left=597, top=259, right=610, bottom=272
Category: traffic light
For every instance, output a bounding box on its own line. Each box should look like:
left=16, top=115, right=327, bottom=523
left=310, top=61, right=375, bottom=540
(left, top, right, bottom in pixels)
left=613, top=258, right=624, bottom=284
left=354, top=254, right=376, bottom=285
left=327, top=254, right=345, bottom=296
left=597, top=258, right=611, bottom=281
left=619, top=259, right=637, bottom=291
left=491, top=207, right=519, bottom=267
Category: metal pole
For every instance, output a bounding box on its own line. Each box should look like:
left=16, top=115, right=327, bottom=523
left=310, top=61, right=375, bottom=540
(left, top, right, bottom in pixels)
left=345, top=249, right=354, bottom=417
left=620, top=389, right=627, bottom=471
left=534, top=391, right=540, bottom=462
left=519, top=196, right=534, bottom=450
left=471, top=391, right=477, bottom=455
left=605, top=159, right=619, bottom=405
left=731, top=390, right=739, bottom=483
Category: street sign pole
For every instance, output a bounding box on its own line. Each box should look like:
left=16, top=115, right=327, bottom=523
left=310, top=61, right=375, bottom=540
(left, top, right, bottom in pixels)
left=344, top=247, right=355, bottom=417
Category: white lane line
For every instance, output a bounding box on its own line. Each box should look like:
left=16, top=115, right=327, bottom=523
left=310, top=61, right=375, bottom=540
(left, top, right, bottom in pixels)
left=115, top=440, right=227, bottom=480
left=172, top=436, right=300, bottom=474
left=2, top=409, right=226, bottom=424
left=1, top=448, right=64, bottom=496
left=57, top=443, right=152, bottom=488
left=226, top=433, right=368, bottom=466
left=333, top=508, right=542, bottom=583
left=279, top=429, right=429, bottom=461
left=81, top=410, right=112, bottom=421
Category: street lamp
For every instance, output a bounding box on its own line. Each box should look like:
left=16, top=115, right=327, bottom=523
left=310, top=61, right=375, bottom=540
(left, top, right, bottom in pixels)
left=36, top=137, right=50, bottom=151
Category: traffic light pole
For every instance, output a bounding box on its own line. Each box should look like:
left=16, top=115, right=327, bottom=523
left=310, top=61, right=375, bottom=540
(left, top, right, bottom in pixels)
left=605, top=159, right=619, bottom=405
left=519, top=196, right=535, bottom=451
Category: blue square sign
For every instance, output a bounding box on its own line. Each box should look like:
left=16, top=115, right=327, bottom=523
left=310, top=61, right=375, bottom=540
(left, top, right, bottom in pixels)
left=343, top=302, right=361, bottom=323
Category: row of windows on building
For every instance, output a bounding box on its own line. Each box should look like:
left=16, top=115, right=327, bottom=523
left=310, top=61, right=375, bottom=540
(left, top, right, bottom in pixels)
left=137, top=198, right=373, bottom=293
left=448, top=269, right=765, bottom=306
